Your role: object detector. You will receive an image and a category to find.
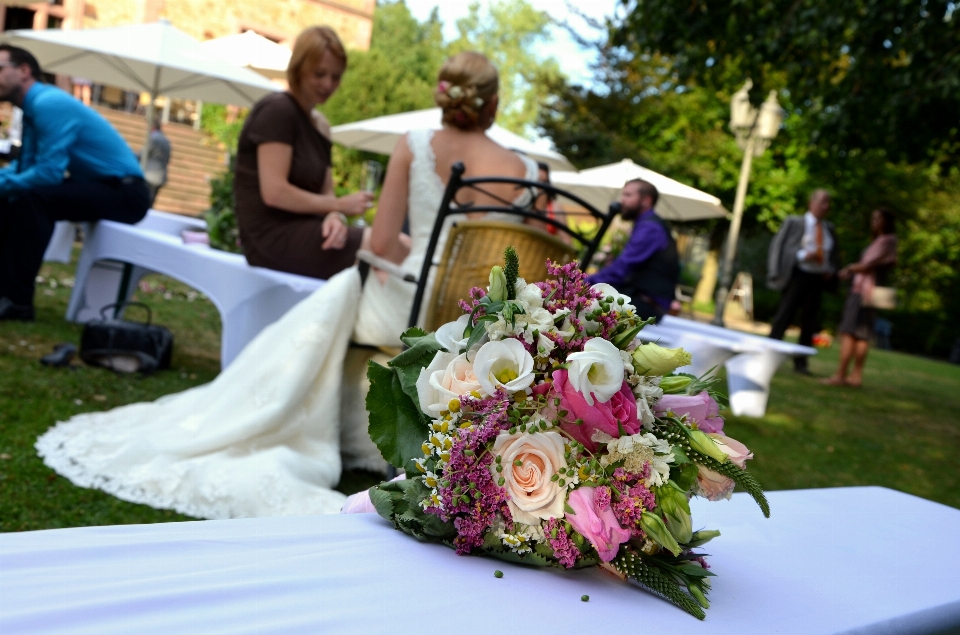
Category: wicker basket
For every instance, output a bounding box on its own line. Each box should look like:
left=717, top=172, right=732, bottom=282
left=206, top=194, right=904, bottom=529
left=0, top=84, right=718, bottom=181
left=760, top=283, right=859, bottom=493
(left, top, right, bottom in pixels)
left=424, top=220, right=577, bottom=331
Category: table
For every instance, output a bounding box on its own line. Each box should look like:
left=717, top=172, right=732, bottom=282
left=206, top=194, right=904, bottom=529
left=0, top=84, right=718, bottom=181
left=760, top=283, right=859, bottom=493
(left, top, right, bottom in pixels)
left=640, top=316, right=817, bottom=417
left=64, top=211, right=324, bottom=368
left=2, top=487, right=957, bottom=634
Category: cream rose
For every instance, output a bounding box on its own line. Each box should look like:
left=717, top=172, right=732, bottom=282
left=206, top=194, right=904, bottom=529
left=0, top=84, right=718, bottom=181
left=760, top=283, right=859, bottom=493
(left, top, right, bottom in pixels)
left=566, top=337, right=625, bottom=405
left=473, top=339, right=535, bottom=395
left=492, top=431, right=567, bottom=524
left=416, top=351, right=483, bottom=414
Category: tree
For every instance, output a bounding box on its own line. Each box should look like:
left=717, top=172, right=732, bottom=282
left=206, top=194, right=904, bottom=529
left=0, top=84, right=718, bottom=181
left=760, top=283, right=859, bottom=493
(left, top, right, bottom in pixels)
left=613, top=0, right=960, bottom=164
left=447, top=0, right=563, bottom=134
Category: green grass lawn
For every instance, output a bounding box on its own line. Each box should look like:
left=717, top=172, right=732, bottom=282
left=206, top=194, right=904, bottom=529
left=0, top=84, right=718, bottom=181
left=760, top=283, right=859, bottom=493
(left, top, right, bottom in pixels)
left=2, top=255, right=958, bottom=532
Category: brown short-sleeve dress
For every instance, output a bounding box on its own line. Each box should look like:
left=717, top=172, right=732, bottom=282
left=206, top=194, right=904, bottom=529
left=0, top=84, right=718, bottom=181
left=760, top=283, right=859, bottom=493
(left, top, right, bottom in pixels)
left=234, top=92, right=363, bottom=279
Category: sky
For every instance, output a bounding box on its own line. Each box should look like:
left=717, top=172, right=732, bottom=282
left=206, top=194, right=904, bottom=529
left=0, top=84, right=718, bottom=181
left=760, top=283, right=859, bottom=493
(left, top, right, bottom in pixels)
left=402, top=0, right=620, bottom=86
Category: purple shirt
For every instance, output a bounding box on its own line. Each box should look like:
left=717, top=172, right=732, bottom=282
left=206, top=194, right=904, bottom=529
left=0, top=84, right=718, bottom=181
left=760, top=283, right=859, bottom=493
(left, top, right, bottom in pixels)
left=588, top=209, right=671, bottom=309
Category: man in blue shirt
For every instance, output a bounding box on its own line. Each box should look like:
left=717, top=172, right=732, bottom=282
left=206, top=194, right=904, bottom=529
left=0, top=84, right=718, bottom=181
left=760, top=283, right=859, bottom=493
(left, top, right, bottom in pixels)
left=0, top=45, right=149, bottom=321
left=588, top=179, right=680, bottom=322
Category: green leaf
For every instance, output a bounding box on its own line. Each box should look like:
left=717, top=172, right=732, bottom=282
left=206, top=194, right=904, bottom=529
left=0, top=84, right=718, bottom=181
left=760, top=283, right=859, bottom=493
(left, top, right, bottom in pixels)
left=366, top=361, right=430, bottom=469
left=391, top=331, right=443, bottom=368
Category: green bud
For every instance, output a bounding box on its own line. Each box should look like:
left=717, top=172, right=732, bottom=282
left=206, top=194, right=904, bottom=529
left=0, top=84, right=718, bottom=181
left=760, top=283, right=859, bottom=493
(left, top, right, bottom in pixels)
left=687, top=429, right=729, bottom=463
left=640, top=511, right=682, bottom=556
left=660, top=375, right=694, bottom=394
left=687, top=529, right=721, bottom=548
left=656, top=486, right=693, bottom=544
left=612, top=323, right=644, bottom=350
left=631, top=343, right=693, bottom=376
left=488, top=265, right=508, bottom=302
left=688, top=584, right=710, bottom=608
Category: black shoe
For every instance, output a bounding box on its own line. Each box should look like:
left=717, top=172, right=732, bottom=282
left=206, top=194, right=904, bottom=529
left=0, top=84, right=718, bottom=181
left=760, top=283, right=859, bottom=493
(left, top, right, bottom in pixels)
left=793, top=365, right=811, bottom=376
left=41, top=343, right=76, bottom=368
left=0, top=297, right=35, bottom=321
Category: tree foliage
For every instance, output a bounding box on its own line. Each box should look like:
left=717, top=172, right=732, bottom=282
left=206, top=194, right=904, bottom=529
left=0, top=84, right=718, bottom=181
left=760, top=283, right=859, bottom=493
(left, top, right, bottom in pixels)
left=614, top=0, right=960, bottom=164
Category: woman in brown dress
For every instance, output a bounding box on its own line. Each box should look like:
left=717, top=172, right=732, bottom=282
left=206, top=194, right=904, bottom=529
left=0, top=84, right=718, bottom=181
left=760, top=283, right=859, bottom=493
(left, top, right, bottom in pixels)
left=234, top=26, right=373, bottom=279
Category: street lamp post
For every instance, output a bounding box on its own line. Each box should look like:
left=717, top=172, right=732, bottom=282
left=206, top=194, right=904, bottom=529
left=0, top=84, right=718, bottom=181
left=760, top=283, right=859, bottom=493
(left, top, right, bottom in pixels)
left=712, top=81, right=784, bottom=326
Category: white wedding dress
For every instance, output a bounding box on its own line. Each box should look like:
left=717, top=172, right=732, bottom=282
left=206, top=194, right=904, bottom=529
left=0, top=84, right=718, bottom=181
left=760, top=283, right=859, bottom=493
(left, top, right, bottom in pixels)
left=37, top=130, right=538, bottom=519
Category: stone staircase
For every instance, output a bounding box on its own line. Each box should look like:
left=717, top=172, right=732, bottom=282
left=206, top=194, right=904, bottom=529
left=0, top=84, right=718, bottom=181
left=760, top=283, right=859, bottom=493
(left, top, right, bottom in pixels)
left=95, top=106, right=228, bottom=217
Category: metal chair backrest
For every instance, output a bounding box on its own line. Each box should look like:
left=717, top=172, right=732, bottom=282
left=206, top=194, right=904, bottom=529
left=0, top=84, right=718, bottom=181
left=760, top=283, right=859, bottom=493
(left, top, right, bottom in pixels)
left=408, top=161, right=619, bottom=330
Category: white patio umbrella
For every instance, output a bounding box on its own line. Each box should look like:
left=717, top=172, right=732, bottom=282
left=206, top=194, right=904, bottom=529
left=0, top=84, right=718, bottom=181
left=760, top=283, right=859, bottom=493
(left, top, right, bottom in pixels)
left=200, top=30, right=291, bottom=81
left=1, top=20, right=279, bottom=164
left=331, top=107, right=575, bottom=172
left=550, top=159, right=728, bottom=221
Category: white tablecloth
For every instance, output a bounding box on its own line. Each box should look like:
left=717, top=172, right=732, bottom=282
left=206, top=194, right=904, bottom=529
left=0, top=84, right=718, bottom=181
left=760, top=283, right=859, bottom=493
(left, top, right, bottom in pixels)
left=2, top=487, right=958, bottom=634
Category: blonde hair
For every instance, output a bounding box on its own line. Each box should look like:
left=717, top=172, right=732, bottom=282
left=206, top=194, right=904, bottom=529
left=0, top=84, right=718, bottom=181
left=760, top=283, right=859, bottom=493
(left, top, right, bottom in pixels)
left=287, top=26, right=347, bottom=95
left=434, top=51, right=499, bottom=130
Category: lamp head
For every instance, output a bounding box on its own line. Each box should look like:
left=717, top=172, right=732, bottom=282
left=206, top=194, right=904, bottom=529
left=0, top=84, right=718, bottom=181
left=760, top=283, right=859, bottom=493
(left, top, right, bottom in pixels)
left=756, top=90, right=784, bottom=140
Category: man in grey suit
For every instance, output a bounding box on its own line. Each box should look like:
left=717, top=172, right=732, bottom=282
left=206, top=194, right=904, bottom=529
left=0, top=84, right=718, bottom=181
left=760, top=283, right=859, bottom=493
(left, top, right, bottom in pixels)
left=141, top=119, right=171, bottom=207
left=767, top=189, right=840, bottom=373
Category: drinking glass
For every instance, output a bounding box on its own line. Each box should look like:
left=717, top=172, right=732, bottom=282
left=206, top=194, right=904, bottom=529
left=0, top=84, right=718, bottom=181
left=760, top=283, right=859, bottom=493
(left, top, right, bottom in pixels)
left=360, top=160, right=384, bottom=194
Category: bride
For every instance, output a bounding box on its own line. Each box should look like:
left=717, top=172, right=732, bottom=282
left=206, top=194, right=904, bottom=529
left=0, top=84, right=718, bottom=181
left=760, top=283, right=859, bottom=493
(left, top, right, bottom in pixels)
left=36, top=51, right=539, bottom=519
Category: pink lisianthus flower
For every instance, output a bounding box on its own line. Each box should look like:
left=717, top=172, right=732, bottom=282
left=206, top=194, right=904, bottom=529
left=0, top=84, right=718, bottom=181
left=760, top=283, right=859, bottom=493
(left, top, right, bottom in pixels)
left=565, top=487, right=631, bottom=562
left=655, top=391, right=724, bottom=433
left=553, top=370, right=640, bottom=452
left=710, top=434, right=753, bottom=468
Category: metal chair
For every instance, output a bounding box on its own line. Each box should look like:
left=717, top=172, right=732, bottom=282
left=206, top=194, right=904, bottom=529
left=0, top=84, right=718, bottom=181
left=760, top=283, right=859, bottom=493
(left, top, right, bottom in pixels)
left=406, top=161, right=619, bottom=331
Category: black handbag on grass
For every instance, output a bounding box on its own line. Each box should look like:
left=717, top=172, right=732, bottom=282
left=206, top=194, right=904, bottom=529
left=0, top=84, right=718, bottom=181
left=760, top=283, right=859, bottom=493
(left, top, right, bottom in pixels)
left=80, top=302, right=173, bottom=374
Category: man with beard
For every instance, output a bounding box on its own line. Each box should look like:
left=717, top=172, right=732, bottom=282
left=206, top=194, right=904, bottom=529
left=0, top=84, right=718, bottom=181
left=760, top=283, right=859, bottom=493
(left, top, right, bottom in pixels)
left=588, top=179, right=679, bottom=322
left=0, top=45, right=149, bottom=321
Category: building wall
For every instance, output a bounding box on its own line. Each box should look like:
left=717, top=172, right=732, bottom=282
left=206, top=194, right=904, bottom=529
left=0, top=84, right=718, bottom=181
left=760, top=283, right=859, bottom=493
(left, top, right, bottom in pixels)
left=82, top=0, right=373, bottom=50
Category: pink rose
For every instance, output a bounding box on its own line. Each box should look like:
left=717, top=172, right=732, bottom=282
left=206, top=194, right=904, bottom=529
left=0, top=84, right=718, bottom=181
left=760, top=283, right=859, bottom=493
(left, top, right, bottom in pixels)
left=553, top=370, right=640, bottom=452
left=655, top=391, right=724, bottom=433
left=710, top=434, right=753, bottom=468
left=565, top=487, right=631, bottom=562
left=696, top=466, right=736, bottom=501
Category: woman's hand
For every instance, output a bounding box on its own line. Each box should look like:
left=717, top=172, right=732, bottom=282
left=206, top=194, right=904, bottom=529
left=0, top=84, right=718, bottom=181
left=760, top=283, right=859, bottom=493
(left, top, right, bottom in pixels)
left=337, top=192, right=374, bottom=216
left=321, top=212, right=349, bottom=250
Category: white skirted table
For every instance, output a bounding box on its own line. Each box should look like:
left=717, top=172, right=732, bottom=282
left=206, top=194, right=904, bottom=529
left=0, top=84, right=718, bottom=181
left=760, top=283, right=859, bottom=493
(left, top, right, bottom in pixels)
left=1, top=487, right=958, bottom=635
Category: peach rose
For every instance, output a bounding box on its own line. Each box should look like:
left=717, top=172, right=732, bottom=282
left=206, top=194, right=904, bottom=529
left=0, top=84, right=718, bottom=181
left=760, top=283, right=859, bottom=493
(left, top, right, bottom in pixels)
left=696, top=466, right=736, bottom=501
left=416, top=352, right=483, bottom=414
left=492, top=431, right=567, bottom=525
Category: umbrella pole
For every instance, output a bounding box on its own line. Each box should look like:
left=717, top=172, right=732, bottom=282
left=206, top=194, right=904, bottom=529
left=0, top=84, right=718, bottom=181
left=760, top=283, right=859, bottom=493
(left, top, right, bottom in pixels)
left=140, top=66, right=161, bottom=170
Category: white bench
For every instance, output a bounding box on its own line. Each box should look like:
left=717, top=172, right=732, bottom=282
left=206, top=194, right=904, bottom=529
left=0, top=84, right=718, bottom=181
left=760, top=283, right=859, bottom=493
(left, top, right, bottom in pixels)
left=65, top=210, right=324, bottom=368
left=639, top=315, right=816, bottom=418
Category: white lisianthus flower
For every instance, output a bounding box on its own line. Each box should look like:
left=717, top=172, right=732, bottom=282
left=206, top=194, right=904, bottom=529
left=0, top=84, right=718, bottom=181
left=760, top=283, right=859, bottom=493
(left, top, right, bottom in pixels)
left=566, top=337, right=626, bottom=405
left=435, top=314, right=486, bottom=353
left=415, top=351, right=483, bottom=414
left=590, top=283, right=635, bottom=313
left=473, top=339, right=535, bottom=394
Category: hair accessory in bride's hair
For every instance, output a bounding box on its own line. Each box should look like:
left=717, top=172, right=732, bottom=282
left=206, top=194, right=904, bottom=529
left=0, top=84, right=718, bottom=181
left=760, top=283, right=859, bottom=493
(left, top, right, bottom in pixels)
left=437, top=80, right=451, bottom=93
left=447, top=85, right=463, bottom=99
left=473, top=97, right=484, bottom=108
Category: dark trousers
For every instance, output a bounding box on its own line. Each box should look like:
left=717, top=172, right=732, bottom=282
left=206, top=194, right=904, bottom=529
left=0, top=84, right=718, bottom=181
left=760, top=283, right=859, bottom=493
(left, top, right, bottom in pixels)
left=0, top=178, right=150, bottom=307
left=769, top=269, right=826, bottom=370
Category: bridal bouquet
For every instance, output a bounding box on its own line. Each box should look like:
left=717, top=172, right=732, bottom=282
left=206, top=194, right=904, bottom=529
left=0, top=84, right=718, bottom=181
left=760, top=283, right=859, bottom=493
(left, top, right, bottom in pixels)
left=366, top=249, right=769, bottom=619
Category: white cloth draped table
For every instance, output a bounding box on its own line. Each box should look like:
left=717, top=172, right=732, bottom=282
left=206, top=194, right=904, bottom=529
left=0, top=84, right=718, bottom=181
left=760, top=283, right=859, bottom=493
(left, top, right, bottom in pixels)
left=2, top=487, right=958, bottom=634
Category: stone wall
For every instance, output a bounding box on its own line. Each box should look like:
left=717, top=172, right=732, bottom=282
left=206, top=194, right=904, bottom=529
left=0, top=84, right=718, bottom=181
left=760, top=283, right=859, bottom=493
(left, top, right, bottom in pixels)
left=82, top=0, right=373, bottom=50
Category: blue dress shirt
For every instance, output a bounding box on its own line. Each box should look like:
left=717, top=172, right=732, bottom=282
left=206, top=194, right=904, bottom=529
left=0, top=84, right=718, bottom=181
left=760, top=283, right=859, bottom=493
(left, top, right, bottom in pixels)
left=0, top=83, right=142, bottom=196
left=588, top=208, right=672, bottom=309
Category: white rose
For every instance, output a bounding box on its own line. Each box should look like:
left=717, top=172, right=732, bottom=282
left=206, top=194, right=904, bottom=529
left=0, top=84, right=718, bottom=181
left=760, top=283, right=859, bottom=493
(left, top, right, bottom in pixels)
left=492, top=431, right=567, bottom=524
left=591, top=283, right=636, bottom=313
left=415, top=351, right=483, bottom=414
left=473, top=339, right=535, bottom=395
left=435, top=315, right=486, bottom=354
left=566, top=337, right=626, bottom=405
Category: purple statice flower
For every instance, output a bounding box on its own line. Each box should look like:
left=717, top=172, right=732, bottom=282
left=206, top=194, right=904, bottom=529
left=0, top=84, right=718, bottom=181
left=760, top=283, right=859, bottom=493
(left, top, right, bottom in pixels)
left=594, top=485, right=612, bottom=510
left=426, top=390, right=512, bottom=554
left=610, top=467, right=656, bottom=539
left=458, top=286, right=488, bottom=314
left=545, top=518, right=580, bottom=569
left=536, top=260, right=603, bottom=354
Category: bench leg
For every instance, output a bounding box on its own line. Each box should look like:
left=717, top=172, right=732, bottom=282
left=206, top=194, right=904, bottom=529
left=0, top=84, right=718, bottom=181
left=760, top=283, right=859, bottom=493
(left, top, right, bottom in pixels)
left=67, top=260, right=152, bottom=323
left=724, top=350, right=787, bottom=417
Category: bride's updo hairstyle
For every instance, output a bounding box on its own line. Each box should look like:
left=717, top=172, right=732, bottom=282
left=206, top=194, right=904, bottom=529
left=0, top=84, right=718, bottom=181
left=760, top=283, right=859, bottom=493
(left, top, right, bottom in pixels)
left=287, top=26, right=347, bottom=95
left=434, top=51, right=499, bottom=130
